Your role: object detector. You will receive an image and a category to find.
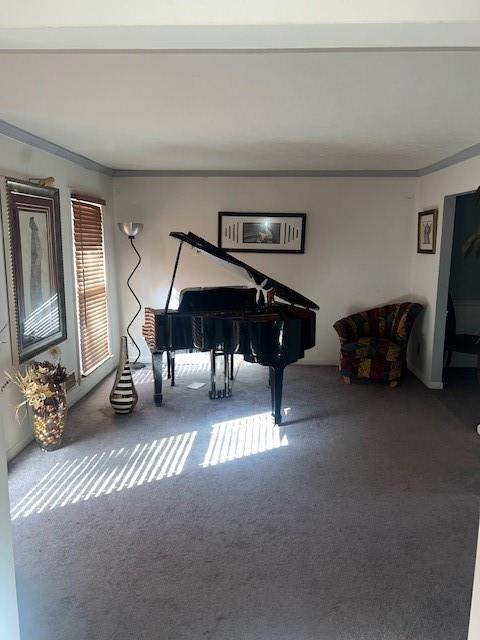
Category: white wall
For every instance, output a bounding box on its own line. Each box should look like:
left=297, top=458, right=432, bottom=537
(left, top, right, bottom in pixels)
left=0, top=413, right=20, bottom=639
left=468, top=521, right=480, bottom=640
left=0, top=134, right=119, bottom=460
left=409, top=156, right=480, bottom=387
left=113, top=176, right=417, bottom=366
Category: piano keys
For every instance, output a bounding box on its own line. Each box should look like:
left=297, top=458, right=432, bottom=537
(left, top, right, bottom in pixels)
left=142, top=231, right=319, bottom=425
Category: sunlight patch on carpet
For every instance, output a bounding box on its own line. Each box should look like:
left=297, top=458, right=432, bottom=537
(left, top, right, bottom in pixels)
left=10, top=431, right=197, bottom=520
left=132, top=363, right=211, bottom=385
left=201, top=411, right=288, bottom=468
left=132, top=356, right=254, bottom=385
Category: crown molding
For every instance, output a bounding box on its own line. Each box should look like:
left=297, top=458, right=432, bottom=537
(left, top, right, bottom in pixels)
left=418, top=142, right=480, bottom=176
left=111, top=169, right=418, bottom=178
left=0, top=119, right=113, bottom=175
left=1, top=23, right=480, bottom=51
left=0, top=118, right=480, bottom=179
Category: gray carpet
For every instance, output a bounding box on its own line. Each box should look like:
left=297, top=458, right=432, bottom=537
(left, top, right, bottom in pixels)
left=7, top=360, right=480, bottom=640
left=437, top=367, right=480, bottom=432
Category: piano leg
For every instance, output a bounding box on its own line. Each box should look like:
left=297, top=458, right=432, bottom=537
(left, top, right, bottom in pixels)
left=229, top=354, right=234, bottom=380
left=269, top=366, right=275, bottom=409
left=170, top=351, right=176, bottom=386
left=270, top=365, right=284, bottom=425
left=209, top=351, right=232, bottom=399
left=209, top=350, right=217, bottom=399
left=224, top=354, right=232, bottom=397
left=152, top=351, right=164, bottom=405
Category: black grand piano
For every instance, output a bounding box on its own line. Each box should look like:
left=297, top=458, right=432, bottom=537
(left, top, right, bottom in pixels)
left=143, top=232, right=319, bottom=425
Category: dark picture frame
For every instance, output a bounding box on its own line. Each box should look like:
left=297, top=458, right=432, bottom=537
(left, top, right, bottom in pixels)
left=417, top=208, right=438, bottom=254
left=5, top=178, right=67, bottom=362
left=218, top=212, right=306, bottom=253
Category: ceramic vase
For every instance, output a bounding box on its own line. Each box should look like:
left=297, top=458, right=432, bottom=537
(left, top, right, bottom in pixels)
left=32, top=388, right=67, bottom=451
left=110, top=336, right=138, bottom=414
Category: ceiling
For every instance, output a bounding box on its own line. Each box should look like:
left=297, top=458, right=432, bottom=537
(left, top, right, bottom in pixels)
left=1, top=50, right=480, bottom=172
left=2, top=1, right=479, bottom=27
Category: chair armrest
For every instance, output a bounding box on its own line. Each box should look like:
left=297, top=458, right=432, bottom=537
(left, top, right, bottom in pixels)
left=333, top=311, right=369, bottom=345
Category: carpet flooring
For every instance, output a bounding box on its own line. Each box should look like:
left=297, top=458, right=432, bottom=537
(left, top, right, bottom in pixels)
left=437, top=367, right=480, bottom=433
left=7, top=359, right=480, bottom=640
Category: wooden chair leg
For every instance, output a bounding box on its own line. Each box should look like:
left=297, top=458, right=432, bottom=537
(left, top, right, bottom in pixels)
left=342, top=376, right=351, bottom=385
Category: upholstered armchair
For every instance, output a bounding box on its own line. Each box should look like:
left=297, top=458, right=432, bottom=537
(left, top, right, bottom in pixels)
left=333, top=302, right=423, bottom=387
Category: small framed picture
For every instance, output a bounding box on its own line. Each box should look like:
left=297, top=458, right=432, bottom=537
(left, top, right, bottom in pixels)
left=417, top=209, right=438, bottom=254
left=218, top=212, right=306, bottom=253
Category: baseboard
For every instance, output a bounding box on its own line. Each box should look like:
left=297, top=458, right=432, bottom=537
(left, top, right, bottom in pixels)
left=408, top=362, right=443, bottom=390
left=7, top=430, right=35, bottom=461
left=66, top=358, right=117, bottom=407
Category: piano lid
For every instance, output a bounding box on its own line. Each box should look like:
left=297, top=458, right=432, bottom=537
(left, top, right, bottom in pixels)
left=170, top=231, right=319, bottom=310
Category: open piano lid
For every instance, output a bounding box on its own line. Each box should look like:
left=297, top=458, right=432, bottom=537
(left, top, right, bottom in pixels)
left=170, top=231, right=319, bottom=310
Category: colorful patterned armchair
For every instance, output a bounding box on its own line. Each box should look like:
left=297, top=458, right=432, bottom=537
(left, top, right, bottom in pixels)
left=333, top=302, right=423, bottom=387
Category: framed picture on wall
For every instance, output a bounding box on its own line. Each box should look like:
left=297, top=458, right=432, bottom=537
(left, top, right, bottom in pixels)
left=4, top=178, right=67, bottom=362
left=417, top=209, right=438, bottom=254
left=218, top=212, right=306, bottom=253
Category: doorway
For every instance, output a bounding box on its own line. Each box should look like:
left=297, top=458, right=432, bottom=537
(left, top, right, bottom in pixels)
left=445, top=193, right=480, bottom=375
left=433, top=190, right=480, bottom=431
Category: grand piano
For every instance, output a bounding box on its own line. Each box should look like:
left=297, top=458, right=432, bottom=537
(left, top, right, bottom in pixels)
left=142, top=231, right=319, bottom=425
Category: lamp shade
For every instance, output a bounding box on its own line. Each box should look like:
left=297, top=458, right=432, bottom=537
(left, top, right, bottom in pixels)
left=117, top=222, right=144, bottom=238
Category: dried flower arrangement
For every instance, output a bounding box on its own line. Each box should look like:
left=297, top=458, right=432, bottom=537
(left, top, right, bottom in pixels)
left=7, top=360, right=67, bottom=413
left=5, top=345, right=68, bottom=450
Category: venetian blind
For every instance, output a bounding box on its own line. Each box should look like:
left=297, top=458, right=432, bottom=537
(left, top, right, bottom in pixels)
left=72, top=197, right=110, bottom=375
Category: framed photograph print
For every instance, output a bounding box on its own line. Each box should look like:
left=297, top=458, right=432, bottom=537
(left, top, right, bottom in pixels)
left=218, top=212, right=306, bottom=253
left=4, top=178, right=67, bottom=362
left=417, top=209, right=438, bottom=254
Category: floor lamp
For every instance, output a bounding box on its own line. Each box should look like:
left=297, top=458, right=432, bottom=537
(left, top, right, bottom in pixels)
left=117, top=222, right=145, bottom=369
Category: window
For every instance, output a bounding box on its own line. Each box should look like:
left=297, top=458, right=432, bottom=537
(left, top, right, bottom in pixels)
left=71, top=194, right=110, bottom=375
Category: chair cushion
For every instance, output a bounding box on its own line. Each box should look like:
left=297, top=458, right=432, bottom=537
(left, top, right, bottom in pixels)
left=342, top=336, right=401, bottom=362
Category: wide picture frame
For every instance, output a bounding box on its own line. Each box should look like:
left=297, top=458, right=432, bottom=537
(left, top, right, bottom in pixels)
left=3, top=178, right=67, bottom=363
left=218, top=212, right=306, bottom=253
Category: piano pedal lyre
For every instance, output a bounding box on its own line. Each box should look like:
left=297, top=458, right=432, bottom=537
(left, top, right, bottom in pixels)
left=209, top=350, right=232, bottom=400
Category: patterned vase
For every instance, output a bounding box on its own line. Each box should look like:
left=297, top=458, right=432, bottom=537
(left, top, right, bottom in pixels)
left=110, top=336, right=138, bottom=415
left=32, top=388, right=67, bottom=451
